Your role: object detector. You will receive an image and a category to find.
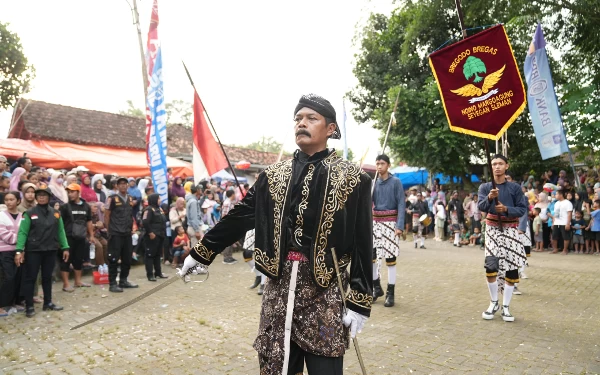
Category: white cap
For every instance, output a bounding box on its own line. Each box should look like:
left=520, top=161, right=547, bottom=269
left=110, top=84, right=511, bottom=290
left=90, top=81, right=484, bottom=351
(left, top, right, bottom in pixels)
left=76, top=166, right=89, bottom=172
left=594, top=182, right=600, bottom=189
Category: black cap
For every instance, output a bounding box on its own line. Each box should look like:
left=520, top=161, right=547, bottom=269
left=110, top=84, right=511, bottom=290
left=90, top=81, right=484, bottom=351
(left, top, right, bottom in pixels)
left=116, top=177, right=129, bottom=184
left=35, top=187, right=52, bottom=196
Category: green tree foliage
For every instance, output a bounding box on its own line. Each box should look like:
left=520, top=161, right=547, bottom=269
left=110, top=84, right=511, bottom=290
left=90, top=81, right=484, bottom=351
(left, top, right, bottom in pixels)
left=0, top=22, right=34, bottom=110
left=335, top=148, right=355, bottom=161
left=119, top=100, right=194, bottom=128
left=165, top=99, right=193, bottom=127
left=119, top=100, right=144, bottom=118
left=349, top=0, right=594, bottom=179
left=244, top=136, right=283, bottom=153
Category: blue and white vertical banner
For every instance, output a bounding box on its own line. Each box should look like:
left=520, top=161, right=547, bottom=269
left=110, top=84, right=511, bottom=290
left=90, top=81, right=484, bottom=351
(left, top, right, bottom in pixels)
left=342, top=100, right=348, bottom=160
left=146, top=48, right=169, bottom=203
left=524, top=23, right=570, bottom=160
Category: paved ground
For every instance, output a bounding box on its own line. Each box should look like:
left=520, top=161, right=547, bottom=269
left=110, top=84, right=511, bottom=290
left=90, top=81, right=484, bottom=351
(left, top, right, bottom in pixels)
left=1, top=238, right=600, bottom=375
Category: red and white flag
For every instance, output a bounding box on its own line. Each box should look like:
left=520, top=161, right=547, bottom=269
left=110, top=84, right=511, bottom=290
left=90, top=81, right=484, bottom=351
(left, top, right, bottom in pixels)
left=192, top=91, right=228, bottom=184
left=144, top=0, right=160, bottom=161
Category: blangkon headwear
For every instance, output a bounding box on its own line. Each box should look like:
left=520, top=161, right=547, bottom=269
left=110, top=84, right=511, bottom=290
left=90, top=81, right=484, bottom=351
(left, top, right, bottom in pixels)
left=294, top=94, right=341, bottom=139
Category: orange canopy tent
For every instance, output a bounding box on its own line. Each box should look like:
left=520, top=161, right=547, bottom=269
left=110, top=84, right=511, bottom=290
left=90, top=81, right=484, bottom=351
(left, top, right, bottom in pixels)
left=0, top=138, right=193, bottom=178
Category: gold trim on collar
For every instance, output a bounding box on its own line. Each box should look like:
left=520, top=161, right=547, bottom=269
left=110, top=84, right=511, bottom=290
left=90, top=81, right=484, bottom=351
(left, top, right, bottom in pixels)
left=313, top=155, right=362, bottom=287
left=294, top=163, right=315, bottom=246
left=257, top=160, right=293, bottom=276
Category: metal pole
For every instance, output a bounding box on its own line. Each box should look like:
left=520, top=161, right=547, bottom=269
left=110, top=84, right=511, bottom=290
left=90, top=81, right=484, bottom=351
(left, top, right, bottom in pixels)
left=371, top=90, right=401, bottom=195
left=454, top=0, right=502, bottom=230
left=131, top=0, right=149, bottom=100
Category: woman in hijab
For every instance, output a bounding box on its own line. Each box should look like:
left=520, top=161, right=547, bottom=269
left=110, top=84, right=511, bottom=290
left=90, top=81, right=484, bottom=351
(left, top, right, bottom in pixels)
left=9, top=168, right=27, bottom=191
left=91, top=174, right=107, bottom=203
left=161, top=202, right=173, bottom=265
left=48, top=171, right=68, bottom=206
left=142, top=194, right=167, bottom=281
left=170, top=177, right=186, bottom=201
left=184, top=181, right=193, bottom=196
left=64, top=174, right=77, bottom=187
left=137, top=178, right=149, bottom=201
left=79, top=174, right=97, bottom=203
left=169, top=197, right=186, bottom=231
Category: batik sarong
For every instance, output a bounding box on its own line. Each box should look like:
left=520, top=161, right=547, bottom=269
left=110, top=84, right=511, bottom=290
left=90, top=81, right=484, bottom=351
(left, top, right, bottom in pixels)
left=254, top=252, right=349, bottom=375
left=484, top=214, right=527, bottom=292
left=373, top=210, right=401, bottom=259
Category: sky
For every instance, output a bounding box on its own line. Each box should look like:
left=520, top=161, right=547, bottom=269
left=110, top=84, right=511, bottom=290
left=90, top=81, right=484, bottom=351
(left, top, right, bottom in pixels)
left=0, top=0, right=395, bottom=164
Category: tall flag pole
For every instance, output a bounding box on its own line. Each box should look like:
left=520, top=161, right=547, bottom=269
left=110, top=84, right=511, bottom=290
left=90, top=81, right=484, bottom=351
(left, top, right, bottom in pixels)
left=371, top=90, right=401, bottom=195
left=342, top=100, right=348, bottom=160
left=182, top=62, right=244, bottom=195
left=524, top=23, right=578, bottom=186
left=145, top=1, right=169, bottom=204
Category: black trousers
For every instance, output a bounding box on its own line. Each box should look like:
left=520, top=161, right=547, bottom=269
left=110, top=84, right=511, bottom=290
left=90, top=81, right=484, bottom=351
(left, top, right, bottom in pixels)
left=0, top=251, right=18, bottom=308
left=108, top=234, right=133, bottom=285
left=144, top=236, right=164, bottom=278
left=287, top=340, right=343, bottom=375
left=59, top=236, right=87, bottom=272
left=23, top=251, right=56, bottom=308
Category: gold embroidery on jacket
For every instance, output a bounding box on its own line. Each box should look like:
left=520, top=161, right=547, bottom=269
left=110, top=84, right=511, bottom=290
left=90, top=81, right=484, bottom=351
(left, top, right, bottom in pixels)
left=347, top=289, right=373, bottom=309
left=313, top=154, right=362, bottom=287
left=294, top=163, right=315, bottom=245
left=194, top=243, right=215, bottom=262
left=255, top=160, right=293, bottom=276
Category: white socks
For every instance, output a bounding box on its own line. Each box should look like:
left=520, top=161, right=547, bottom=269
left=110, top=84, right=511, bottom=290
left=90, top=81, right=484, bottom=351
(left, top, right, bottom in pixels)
left=503, top=285, right=514, bottom=306
left=487, top=281, right=498, bottom=302
left=373, top=261, right=380, bottom=281
left=420, top=237, right=425, bottom=247
left=454, top=233, right=460, bottom=245
left=387, top=265, right=396, bottom=285
left=260, top=273, right=267, bottom=285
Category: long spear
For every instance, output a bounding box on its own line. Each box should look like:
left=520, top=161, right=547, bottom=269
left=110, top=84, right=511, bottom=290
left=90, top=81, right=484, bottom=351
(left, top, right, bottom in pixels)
left=182, top=61, right=245, bottom=197
left=371, top=89, right=401, bottom=195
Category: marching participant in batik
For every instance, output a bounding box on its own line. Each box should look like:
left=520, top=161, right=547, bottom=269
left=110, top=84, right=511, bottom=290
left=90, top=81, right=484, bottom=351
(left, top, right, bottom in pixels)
left=372, top=154, right=405, bottom=308
left=447, top=190, right=464, bottom=247
left=180, top=94, right=373, bottom=375
left=242, top=229, right=267, bottom=295
left=478, top=154, right=527, bottom=322
left=408, top=192, right=429, bottom=249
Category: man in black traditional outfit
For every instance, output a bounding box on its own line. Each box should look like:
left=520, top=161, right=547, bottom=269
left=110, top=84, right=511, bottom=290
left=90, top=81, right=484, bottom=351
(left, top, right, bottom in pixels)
left=478, top=154, right=527, bottom=322
left=180, top=94, right=373, bottom=375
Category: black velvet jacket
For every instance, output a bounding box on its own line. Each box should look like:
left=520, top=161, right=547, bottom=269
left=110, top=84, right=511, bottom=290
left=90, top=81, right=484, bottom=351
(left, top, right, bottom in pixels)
left=190, top=149, right=374, bottom=316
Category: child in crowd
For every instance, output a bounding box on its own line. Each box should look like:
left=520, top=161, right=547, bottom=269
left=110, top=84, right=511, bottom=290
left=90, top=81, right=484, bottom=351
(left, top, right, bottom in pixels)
left=571, top=210, right=586, bottom=254
left=469, top=227, right=481, bottom=246
left=586, top=200, right=600, bottom=255
left=434, top=200, right=446, bottom=241
left=533, top=207, right=543, bottom=252
left=459, top=228, right=470, bottom=246
left=171, top=226, right=190, bottom=268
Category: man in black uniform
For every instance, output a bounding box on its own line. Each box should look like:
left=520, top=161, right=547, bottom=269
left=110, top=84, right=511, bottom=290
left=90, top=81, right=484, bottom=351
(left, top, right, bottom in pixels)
left=142, top=193, right=168, bottom=281
left=59, top=183, right=94, bottom=291
left=105, top=177, right=138, bottom=293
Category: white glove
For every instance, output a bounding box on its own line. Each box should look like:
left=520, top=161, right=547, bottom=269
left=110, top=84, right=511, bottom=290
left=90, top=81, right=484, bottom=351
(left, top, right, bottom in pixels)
left=178, top=255, right=200, bottom=278
left=343, top=310, right=368, bottom=338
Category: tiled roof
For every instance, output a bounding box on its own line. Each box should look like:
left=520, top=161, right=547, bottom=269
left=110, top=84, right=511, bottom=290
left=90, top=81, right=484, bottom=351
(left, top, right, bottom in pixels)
left=9, top=99, right=289, bottom=165
left=10, top=99, right=147, bottom=149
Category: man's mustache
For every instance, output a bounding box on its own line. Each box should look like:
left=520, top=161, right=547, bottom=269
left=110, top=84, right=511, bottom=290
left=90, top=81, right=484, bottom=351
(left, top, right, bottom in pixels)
left=296, top=130, right=311, bottom=137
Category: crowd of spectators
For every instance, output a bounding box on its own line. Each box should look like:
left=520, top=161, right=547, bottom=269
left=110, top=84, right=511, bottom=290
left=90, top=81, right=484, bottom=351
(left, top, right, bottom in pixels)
left=0, top=154, right=249, bottom=317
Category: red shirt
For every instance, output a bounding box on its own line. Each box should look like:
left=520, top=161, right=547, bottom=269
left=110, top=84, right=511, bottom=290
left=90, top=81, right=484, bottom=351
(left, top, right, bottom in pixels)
left=173, top=234, right=189, bottom=248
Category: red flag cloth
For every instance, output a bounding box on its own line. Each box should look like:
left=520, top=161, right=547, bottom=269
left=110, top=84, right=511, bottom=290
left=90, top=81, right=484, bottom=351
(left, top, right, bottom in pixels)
left=429, top=24, right=526, bottom=140
left=193, top=91, right=228, bottom=180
